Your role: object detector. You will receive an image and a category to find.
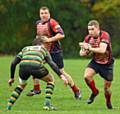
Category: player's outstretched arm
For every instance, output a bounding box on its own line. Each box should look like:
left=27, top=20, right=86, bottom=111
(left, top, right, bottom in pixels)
left=45, top=54, right=68, bottom=85
left=9, top=56, right=21, bottom=86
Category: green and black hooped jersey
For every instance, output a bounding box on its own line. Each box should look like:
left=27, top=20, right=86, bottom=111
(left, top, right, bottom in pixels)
left=17, top=45, right=48, bottom=67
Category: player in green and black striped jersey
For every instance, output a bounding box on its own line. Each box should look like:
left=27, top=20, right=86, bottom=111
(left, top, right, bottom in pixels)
left=7, top=37, right=68, bottom=111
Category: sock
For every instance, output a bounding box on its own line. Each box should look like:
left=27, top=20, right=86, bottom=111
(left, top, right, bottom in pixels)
left=71, top=84, right=80, bottom=93
left=85, top=79, right=98, bottom=95
left=44, top=82, right=54, bottom=106
left=34, top=84, right=40, bottom=91
left=105, top=92, right=111, bottom=105
left=7, top=87, right=23, bottom=110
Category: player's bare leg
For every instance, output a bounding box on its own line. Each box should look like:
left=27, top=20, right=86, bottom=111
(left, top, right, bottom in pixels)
left=60, top=68, right=82, bottom=99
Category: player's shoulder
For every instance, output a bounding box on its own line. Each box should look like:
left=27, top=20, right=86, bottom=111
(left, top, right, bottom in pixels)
left=101, top=31, right=110, bottom=38
left=21, top=46, right=30, bottom=52
left=49, top=18, right=58, bottom=26
left=50, top=18, right=57, bottom=23
left=84, top=35, right=91, bottom=42
left=36, top=20, right=41, bottom=25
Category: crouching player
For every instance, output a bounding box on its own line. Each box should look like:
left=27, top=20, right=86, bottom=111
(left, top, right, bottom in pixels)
left=7, top=37, right=68, bottom=111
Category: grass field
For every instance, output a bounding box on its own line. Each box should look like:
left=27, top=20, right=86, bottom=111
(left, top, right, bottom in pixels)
left=0, top=56, right=120, bottom=114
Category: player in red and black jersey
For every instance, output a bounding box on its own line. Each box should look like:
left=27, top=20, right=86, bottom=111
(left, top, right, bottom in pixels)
left=79, top=20, right=114, bottom=109
left=27, top=6, right=81, bottom=99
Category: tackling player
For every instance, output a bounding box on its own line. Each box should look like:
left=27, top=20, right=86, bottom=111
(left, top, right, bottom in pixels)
left=7, top=37, right=68, bottom=110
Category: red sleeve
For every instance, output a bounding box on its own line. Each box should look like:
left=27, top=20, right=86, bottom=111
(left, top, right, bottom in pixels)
left=84, top=35, right=91, bottom=43
left=101, top=31, right=110, bottom=44
left=50, top=18, right=64, bottom=35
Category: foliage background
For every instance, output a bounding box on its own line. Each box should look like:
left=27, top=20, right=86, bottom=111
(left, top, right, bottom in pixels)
left=0, top=0, right=120, bottom=57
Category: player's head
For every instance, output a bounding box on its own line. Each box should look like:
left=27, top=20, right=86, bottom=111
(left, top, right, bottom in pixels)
left=88, top=20, right=100, bottom=37
left=32, top=36, right=45, bottom=46
left=39, top=6, right=50, bottom=22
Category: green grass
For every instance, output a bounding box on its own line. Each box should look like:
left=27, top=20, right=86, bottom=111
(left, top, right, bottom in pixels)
left=0, top=56, right=120, bottom=114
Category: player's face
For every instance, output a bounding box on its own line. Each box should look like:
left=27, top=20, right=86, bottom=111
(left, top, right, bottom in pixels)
left=88, top=25, right=99, bottom=37
left=40, top=9, right=50, bottom=22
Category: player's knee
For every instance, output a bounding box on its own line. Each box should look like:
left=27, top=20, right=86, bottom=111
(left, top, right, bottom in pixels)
left=19, top=78, right=27, bottom=87
left=47, top=76, right=55, bottom=83
left=84, top=75, right=91, bottom=81
left=104, top=87, right=111, bottom=94
left=34, top=78, right=40, bottom=84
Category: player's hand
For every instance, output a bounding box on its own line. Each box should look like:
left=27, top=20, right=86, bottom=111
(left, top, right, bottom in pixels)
left=8, top=78, right=14, bottom=86
left=60, top=74, right=68, bottom=86
left=79, top=42, right=91, bottom=50
left=79, top=42, right=84, bottom=47
left=79, top=42, right=87, bottom=48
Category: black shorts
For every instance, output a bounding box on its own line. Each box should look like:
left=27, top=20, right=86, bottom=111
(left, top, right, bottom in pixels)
left=51, top=51, right=64, bottom=69
left=87, top=59, right=114, bottom=81
left=19, top=64, right=49, bottom=80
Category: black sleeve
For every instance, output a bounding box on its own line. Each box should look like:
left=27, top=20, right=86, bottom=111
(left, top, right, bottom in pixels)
left=10, top=56, right=21, bottom=79
left=45, top=54, right=62, bottom=77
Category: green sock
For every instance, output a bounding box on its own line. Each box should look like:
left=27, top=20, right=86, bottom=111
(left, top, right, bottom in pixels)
left=7, top=87, right=23, bottom=110
left=44, top=82, right=54, bottom=106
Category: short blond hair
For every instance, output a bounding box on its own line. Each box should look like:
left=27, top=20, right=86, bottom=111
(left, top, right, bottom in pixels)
left=88, top=20, right=100, bottom=28
left=40, top=6, right=49, bottom=12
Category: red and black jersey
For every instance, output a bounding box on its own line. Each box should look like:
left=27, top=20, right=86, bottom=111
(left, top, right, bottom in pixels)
left=36, top=18, right=64, bottom=53
left=84, top=31, right=113, bottom=64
